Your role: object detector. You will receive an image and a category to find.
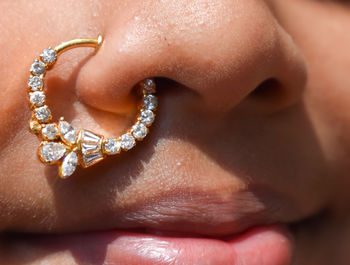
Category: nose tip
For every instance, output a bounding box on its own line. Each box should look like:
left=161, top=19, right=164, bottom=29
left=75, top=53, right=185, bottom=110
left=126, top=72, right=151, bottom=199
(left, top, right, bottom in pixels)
left=76, top=0, right=306, bottom=114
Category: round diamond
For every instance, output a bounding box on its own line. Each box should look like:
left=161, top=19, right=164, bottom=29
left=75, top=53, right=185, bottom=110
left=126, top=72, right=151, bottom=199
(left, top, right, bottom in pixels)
left=30, top=60, right=46, bottom=75
left=35, top=106, right=51, bottom=123
left=28, top=76, right=43, bottom=91
left=30, top=91, right=45, bottom=107
left=41, top=48, right=57, bottom=64
left=140, top=109, right=155, bottom=126
left=120, top=134, right=135, bottom=150
left=104, top=139, right=121, bottom=155
left=40, top=142, right=66, bottom=163
left=132, top=123, right=148, bottom=140
left=143, top=95, right=158, bottom=110
left=142, top=78, right=156, bottom=93
left=42, top=123, right=58, bottom=140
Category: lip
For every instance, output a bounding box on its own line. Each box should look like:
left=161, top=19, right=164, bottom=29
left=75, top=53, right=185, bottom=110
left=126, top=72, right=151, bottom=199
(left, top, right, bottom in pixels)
left=104, top=226, right=293, bottom=265
left=7, top=225, right=293, bottom=265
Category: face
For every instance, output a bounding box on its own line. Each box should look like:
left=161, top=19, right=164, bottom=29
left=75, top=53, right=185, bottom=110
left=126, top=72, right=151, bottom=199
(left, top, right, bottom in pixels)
left=1, top=0, right=350, bottom=264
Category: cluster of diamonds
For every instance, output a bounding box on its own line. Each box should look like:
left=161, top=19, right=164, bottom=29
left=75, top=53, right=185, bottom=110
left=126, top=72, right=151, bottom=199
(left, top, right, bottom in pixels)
left=28, top=47, right=157, bottom=178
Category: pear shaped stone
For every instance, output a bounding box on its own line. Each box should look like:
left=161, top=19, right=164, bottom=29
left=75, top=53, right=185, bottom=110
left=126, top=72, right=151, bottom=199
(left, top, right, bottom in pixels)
left=59, top=120, right=77, bottom=145
left=59, top=151, right=78, bottom=178
left=39, top=142, right=66, bottom=163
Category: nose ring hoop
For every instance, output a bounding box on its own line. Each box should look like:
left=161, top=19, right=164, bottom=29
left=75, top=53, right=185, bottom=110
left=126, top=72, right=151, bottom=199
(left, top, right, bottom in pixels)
left=27, top=35, right=157, bottom=178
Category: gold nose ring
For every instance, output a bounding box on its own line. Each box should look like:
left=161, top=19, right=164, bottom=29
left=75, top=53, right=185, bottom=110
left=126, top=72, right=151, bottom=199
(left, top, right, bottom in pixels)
left=27, top=35, right=157, bottom=178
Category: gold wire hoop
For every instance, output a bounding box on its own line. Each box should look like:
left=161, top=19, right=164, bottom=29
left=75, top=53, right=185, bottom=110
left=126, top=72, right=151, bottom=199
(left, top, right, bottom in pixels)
left=27, top=35, right=157, bottom=178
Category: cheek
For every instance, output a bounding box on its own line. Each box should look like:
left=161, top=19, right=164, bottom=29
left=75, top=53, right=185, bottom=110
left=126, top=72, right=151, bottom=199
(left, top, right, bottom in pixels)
left=271, top=0, right=350, bottom=175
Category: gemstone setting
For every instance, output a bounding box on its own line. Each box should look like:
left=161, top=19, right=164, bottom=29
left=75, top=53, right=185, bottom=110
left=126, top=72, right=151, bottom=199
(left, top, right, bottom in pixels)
left=59, top=151, right=78, bottom=178
left=142, top=78, right=156, bottom=93
left=59, top=120, right=77, bottom=145
left=30, top=60, right=46, bottom=76
left=120, top=134, right=135, bottom=150
left=82, top=152, right=104, bottom=167
left=139, top=109, right=155, bottom=126
left=28, top=76, right=43, bottom=91
left=104, top=139, right=121, bottom=155
left=42, top=123, right=58, bottom=140
left=132, top=123, right=148, bottom=140
left=39, top=142, right=66, bottom=164
left=78, top=130, right=104, bottom=167
left=35, top=106, right=51, bottom=123
left=30, top=91, right=46, bottom=107
left=41, top=48, right=57, bottom=64
left=143, top=94, right=158, bottom=110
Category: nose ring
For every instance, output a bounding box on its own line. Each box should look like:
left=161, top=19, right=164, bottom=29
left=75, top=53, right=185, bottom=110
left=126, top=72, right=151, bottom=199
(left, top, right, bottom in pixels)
left=27, top=35, right=157, bottom=178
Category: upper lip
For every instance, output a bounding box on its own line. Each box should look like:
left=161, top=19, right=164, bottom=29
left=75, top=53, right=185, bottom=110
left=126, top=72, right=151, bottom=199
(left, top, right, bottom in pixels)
left=27, top=178, right=302, bottom=237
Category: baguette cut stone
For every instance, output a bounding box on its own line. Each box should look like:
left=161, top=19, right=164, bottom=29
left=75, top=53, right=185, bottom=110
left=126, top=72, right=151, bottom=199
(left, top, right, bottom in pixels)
left=28, top=76, right=43, bottom=91
left=143, top=95, right=157, bottom=110
left=59, top=121, right=76, bottom=144
left=140, top=110, right=155, bottom=126
left=80, top=130, right=101, bottom=143
left=60, top=151, right=78, bottom=178
left=41, top=48, right=57, bottom=64
left=81, top=142, right=100, bottom=154
left=30, top=91, right=46, bottom=107
left=40, top=142, right=66, bottom=163
left=104, top=139, right=121, bottom=155
left=83, top=152, right=103, bottom=167
left=31, top=60, right=46, bottom=75
left=121, top=134, right=135, bottom=150
left=132, top=123, right=147, bottom=140
left=42, top=123, right=58, bottom=140
left=35, top=106, right=51, bottom=122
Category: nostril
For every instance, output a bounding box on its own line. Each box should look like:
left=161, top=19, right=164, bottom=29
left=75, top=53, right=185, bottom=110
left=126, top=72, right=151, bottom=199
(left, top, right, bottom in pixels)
left=244, top=78, right=297, bottom=111
left=250, top=78, right=281, bottom=100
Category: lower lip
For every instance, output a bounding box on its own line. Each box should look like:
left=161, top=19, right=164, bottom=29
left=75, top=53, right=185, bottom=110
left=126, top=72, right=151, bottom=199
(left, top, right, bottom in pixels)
left=33, top=225, right=293, bottom=265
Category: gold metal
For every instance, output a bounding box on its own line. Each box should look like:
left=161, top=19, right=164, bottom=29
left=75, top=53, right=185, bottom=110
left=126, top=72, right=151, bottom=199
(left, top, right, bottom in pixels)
left=54, top=34, right=103, bottom=55
left=28, top=34, right=157, bottom=178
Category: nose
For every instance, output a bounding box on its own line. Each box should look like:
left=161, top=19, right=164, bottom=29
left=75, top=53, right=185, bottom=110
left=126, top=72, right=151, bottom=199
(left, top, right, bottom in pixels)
left=76, top=0, right=306, bottom=114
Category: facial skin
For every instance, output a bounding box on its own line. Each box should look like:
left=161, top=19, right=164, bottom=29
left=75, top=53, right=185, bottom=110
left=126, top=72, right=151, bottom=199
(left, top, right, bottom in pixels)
left=0, top=0, right=350, bottom=264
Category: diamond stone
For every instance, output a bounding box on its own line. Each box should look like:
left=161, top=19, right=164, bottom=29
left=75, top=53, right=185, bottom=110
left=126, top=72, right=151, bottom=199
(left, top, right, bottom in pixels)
left=30, top=91, right=45, bottom=107
left=142, top=78, right=156, bottom=93
left=104, top=139, right=121, bottom=155
left=40, top=142, right=66, bottom=163
left=42, top=123, right=58, bottom=140
left=140, top=109, right=155, bottom=126
left=28, top=76, right=43, bottom=91
left=59, top=151, right=78, bottom=178
left=30, top=60, right=46, bottom=75
left=80, top=130, right=101, bottom=143
left=59, top=121, right=77, bottom=145
left=81, top=142, right=100, bottom=154
left=35, top=106, right=51, bottom=123
left=82, top=152, right=103, bottom=167
left=120, top=134, right=135, bottom=150
left=132, top=123, right=148, bottom=140
left=41, top=48, right=57, bottom=64
left=143, top=95, right=158, bottom=110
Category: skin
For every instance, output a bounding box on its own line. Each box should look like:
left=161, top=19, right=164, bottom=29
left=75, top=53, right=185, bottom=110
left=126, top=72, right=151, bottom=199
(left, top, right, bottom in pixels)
left=0, top=0, right=350, bottom=264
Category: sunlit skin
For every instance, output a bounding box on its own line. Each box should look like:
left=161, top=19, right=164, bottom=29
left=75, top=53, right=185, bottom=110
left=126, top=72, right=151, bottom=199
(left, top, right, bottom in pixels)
left=0, top=0, right=350, bottom=264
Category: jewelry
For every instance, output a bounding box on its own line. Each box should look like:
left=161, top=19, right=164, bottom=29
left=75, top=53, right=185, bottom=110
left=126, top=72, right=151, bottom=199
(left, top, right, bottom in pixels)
left=27, top=35, right=157, bottom=178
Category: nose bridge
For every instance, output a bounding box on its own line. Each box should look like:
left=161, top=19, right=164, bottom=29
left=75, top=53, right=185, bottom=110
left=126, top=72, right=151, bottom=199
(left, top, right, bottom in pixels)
left=76, top=0, right=304, bottom=113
